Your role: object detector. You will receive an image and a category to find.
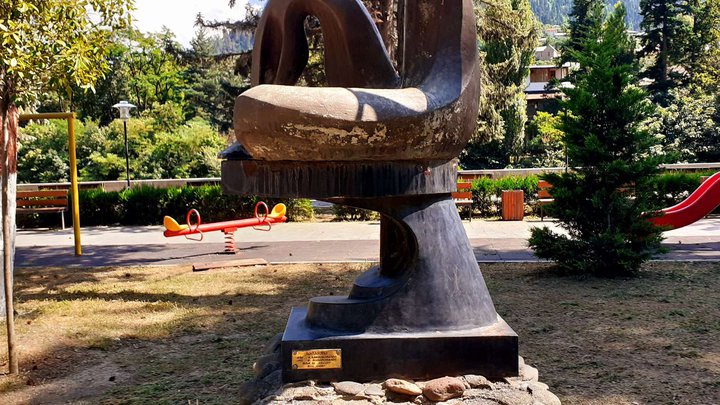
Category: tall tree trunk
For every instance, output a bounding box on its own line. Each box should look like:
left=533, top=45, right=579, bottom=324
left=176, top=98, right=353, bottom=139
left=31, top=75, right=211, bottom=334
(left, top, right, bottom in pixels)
left=661, top=6, right=668, bottom=83
left=378, top=0, right=397, bottom=62
left=0, top=103, right=18, bottom=374
left=397, top=0, right=405, bottom=72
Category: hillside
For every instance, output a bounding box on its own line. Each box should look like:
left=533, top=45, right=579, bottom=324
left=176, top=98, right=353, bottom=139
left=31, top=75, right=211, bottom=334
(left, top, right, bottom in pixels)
left=530, top=0, right=641, bottom=30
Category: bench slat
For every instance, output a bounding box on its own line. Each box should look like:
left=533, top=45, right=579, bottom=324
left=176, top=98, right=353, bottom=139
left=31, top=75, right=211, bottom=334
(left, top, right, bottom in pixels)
left=537, top=180, right=552, bottom=188
left=17, top=199, right=68, bottom=207
left=17, top=190, right=68, bottom=198
left=17, top=207, right=66, bottom=213
left=456, top=182, right=472, bottom=191
left=538, top=190, right=553, bottom=199
left=452, top=191, right=472, bottom=200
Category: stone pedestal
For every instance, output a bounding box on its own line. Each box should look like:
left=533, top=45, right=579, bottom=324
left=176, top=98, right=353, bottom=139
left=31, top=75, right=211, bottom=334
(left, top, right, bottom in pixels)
left=282, top=308, right=517, bottom=382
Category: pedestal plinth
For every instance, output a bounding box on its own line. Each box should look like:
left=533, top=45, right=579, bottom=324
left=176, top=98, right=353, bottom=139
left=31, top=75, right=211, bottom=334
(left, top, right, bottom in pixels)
left=221, top=157, right=519, bottom=382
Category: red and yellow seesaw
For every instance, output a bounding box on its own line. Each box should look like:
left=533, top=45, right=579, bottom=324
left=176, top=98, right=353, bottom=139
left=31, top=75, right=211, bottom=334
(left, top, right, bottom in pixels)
left=162, top=202, right=287, bottom=253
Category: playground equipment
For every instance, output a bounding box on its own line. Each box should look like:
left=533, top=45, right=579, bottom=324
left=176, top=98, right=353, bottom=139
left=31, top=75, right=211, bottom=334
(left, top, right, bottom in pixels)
left=649, top=172, right=720, bottom=230
left=163, top=202, right=287, bottom=253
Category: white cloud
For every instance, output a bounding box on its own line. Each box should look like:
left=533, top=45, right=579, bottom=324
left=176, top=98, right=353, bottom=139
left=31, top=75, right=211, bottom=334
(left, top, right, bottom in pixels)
left=132, top=0, right=250, bottom=46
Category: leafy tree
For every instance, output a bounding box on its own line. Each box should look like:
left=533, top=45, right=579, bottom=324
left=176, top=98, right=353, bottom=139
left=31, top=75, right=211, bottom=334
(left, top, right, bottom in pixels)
left=0, top=0, right=132, bottom=373
left=529, top=4, right=665, bottom=276
left=463, top=0, right=538, bottom=169
left=658, top=87, right=720, bottom=162
left=121, top=29, right=188, bottom=112
left=142, top=118, right=225, bottom=179
left=18, top=121, right=71, bottom=183
left=685, top=0, right=720, bottom=94
left=65, top=29, right=189, bottom=124
left=523, top=111, right=566, bottom=167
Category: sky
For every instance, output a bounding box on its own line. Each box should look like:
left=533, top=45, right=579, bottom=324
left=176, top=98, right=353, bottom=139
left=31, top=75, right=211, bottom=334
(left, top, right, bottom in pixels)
left=133, top=0, right=250, bottom=46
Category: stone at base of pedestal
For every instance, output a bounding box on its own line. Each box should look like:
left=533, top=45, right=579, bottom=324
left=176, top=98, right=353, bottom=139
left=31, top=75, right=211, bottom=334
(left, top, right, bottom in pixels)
left=281, top=307, right=518, bottom=383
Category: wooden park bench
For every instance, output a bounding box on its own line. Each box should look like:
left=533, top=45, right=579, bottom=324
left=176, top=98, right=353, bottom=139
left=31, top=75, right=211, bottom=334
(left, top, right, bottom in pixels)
left=17, top=189, right=69, bottom=229
left=537, top=180, right=553, bottom=221
left=453, top=182, right=474, bottom=221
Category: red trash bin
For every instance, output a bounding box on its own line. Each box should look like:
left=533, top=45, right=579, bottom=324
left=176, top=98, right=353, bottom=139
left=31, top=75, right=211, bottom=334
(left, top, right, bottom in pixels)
left=501, top=190, right=524, bottom=221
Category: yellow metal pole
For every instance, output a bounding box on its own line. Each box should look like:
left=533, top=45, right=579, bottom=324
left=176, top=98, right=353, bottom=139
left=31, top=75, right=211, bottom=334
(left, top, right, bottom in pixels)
left=19, top=112, right=83, bottom=256
left=67, top=114, right=82, bottom=256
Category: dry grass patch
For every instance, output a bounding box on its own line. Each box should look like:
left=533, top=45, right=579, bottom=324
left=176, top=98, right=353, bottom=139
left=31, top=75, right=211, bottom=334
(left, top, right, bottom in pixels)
left=0, top=262, right=717, bottom=404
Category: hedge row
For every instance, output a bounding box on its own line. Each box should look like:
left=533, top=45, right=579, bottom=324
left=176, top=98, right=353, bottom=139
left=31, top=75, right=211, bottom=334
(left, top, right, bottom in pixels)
left=468, top=171, right=715, bottom=217
left=17, top=185, right=313, bottom=228
left=15, top=171, right=717, bottom=227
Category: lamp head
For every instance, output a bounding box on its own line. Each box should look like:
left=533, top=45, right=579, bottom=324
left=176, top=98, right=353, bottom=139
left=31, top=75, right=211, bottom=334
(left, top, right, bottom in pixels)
left=112, top=101, right=137, bottom=121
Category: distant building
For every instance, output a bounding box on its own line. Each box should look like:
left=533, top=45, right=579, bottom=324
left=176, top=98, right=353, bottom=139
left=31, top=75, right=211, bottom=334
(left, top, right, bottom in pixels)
left=528, top=63, right=571, bottom=82
left=534, top=45, right=560, bottom=62
left=525, top=63, right=575, bottom=119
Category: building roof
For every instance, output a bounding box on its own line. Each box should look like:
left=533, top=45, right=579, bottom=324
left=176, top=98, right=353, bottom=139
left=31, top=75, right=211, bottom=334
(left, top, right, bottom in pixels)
left=525, top=82, right=554, bottom=93
left=525, top=81, right=574, bottom=94
left=529, top=62, right=573, bottom=69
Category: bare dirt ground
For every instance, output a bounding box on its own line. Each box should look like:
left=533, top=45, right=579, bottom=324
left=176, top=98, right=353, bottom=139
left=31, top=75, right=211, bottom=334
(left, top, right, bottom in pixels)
left=0, top=262, right=718, bottom=404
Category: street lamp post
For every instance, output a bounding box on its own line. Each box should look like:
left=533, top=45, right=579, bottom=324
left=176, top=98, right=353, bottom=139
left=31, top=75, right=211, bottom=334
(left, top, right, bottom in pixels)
left=112, top=101, right=136, bottom=188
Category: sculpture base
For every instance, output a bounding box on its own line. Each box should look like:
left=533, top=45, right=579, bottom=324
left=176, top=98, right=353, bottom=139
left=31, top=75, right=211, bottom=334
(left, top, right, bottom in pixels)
left=281, top=307, right=518, bottom=383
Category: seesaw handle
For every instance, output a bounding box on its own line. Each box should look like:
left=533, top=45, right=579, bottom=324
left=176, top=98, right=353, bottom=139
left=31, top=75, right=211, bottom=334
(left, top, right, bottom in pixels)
left=185, top=209, right=203, bottom=241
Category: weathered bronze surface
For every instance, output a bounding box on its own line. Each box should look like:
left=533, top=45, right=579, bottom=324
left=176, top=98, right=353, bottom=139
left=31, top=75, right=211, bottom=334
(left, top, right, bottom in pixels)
left=221, top=0, right=518, bottom=383
left=234, top=0, right=480, bottom=161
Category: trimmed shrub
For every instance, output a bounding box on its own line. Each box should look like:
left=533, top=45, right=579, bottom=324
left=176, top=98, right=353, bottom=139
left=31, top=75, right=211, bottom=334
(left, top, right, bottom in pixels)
left=332, top=205, right=379, bottom=221
left=470, top=175, right=539, bottom=216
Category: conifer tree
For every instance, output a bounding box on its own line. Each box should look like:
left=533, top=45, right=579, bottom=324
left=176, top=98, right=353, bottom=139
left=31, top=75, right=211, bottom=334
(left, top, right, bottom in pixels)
left=563, top=0, right=605, bottom=62
left=529, top=3, right=665, bottom=276
left=639, top=0, right=691, bottom=93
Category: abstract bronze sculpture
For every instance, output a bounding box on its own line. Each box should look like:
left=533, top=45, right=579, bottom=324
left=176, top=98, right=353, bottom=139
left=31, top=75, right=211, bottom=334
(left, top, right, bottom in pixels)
left=222, top=0, right=518, bottom=382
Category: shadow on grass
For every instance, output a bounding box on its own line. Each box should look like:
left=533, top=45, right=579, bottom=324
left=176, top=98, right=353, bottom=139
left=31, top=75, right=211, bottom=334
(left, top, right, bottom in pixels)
left=1, top=262, right=719, bottom=405
left=1, top=263, right=364, bottom=405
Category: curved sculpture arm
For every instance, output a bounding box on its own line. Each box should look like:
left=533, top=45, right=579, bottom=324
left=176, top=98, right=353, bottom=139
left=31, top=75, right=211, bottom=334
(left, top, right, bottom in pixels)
left=253, top=0, right=400, bottom=88
left=236, top=0, right=480, bottom=162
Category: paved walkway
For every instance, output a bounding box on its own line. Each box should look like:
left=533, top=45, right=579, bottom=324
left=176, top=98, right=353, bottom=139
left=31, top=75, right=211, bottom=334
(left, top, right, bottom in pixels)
left=14, top=218, right=720, bottom=267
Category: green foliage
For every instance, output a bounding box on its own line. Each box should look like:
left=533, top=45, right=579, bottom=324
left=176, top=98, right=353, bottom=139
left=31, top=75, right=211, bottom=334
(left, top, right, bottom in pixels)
left=638, top=0, right=717, bottom=95
left=686, top=3, right=720, bottom=95
left=18, top=116, right=227, bottom=183
left=529, top=4, right=666, bottom=277
left=183, top=28, right=249, bottom=133
left=523, top=112, right=566, bottom=167
left=470, top=175, right=539, bottom=216
left=332, top=205, right=379, bottom=221
left=468, top=0, right=538, bottom=169
left=73, top=185, right=313, bottom=227
left=563, top=0, right=605, bottom=63
left=529, top=0, right=642, bottom=29
left=0, top=0, right=133, bottom=108
left=142, top=118, right=226, bottom=179
left=646, top=172, right=706, bottom=208
left=471, top=177, right=499, bottom=215
left=657, top=87, right=720, bottom=162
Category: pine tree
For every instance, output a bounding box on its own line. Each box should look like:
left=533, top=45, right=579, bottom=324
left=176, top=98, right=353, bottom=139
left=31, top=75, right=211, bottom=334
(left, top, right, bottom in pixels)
left=528, top=3, right=665, bottom=277
left=564, top=0, right=605, bottom=62
left=639, top=0, right=691, bottom=94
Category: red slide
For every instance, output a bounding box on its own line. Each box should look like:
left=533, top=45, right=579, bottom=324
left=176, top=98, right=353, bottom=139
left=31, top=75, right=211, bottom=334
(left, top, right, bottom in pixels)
left=649, top=172, right=720, bottom=230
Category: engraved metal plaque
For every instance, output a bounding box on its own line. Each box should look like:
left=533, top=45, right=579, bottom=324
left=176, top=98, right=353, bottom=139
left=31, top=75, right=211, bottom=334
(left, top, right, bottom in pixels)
left=291, top=349, right=342, bottom=370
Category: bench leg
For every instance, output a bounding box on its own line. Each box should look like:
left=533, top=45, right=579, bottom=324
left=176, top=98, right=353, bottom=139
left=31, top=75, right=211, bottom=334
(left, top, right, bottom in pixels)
left=61, top=212, right=65, bottom=230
